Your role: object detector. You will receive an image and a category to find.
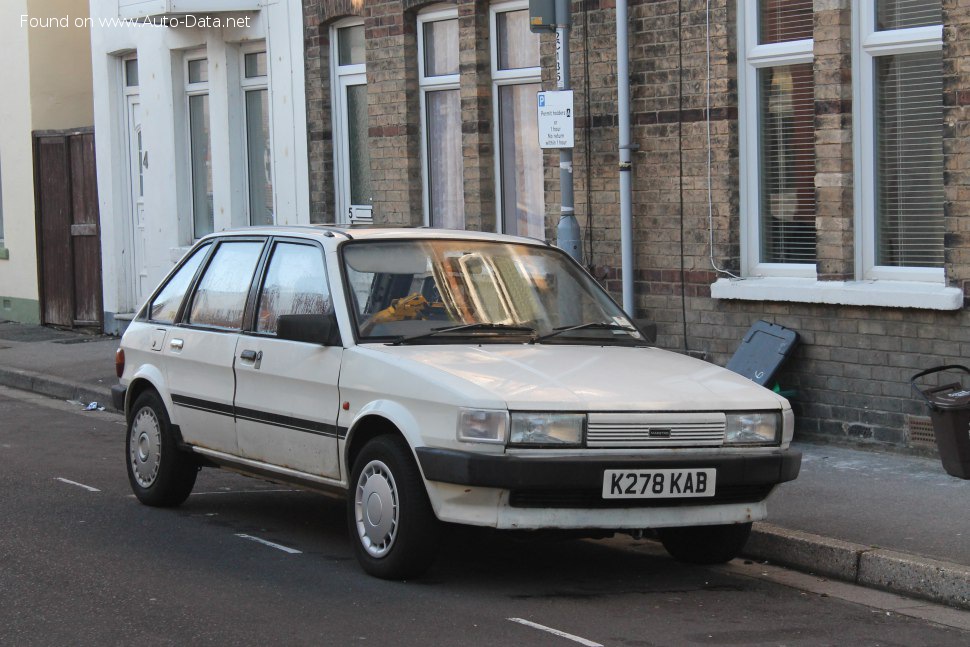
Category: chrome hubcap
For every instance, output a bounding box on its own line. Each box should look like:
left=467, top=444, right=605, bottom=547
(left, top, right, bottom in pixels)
left=354, top=460, right=399, bottom=558
left=129, top=407, right=161, bottom=488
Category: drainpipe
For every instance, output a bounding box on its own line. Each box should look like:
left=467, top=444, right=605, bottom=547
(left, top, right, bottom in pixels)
left=616, top=0, right=634, bottom=315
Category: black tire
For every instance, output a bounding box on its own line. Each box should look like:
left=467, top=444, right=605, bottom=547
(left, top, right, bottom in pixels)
left=657, top=522, right=752, bottom=565
left=348, top=435, right=441, bottom=580
left=126, top=390, right=198, bottom=507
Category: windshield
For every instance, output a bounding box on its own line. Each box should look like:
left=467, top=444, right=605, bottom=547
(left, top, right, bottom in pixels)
left=341, top=239, right=645, bottom=345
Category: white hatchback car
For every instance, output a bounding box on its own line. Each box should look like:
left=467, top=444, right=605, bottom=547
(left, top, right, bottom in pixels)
left=114, top=227, right=800, bottom=579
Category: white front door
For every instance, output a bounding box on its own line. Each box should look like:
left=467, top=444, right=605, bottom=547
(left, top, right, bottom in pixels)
left=126, top=97, right=149, bottom=309
left=233, top=240, right=342, bottom=478
left=336, top=74, right=373, bottom=225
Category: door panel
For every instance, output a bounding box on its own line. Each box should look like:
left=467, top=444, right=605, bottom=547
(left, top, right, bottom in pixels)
left=234, top=240, right=342, bottom=478
left=234, top=339, right=342, bottom=477
left=164, top=329, right=240, bottom=454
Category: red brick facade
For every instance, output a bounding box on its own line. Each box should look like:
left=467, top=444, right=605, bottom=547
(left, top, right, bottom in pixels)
left=303, top=0, right=970, bottom=450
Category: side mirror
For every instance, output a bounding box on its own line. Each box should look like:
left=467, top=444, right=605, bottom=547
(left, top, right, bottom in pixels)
left=276, top=313, right=342, bottom=346
left=634, top=318, right=657, bottom=344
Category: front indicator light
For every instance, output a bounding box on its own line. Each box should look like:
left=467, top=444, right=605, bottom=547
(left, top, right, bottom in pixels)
left=457, top=409, right=509, bottom=444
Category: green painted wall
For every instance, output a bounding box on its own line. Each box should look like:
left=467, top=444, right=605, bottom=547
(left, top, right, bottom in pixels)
left=0, top=296, right=41, bottom=324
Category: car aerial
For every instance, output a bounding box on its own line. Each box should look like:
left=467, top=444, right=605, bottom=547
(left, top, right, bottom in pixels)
left=114, top=226, right=801, bottom=579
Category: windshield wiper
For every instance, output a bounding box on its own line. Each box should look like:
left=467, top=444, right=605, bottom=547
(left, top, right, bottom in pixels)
left=531, top=321, right=640, bottom=344
left=390, top=323, right=537, bottom=346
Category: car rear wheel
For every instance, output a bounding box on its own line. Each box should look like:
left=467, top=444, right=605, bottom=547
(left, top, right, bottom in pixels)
left=657, top=522, right=752, bottom=565
left=348, top=435, right=440, bottom=579
left=126, top=390, right=197, bottom=507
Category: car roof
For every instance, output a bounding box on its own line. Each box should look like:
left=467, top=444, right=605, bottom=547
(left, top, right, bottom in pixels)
left=204, top=225, right=550, bottom=246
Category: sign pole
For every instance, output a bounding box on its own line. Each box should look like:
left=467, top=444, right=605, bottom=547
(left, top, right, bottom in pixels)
left=553, top=0, right=580, bottom=262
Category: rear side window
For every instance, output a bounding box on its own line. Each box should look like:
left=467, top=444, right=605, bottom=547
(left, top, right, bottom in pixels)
left=149, top=243, right=210, bottom=323
left=187, top=241, right=264, bottom=329
left=256, top=242, right=333, bottom=334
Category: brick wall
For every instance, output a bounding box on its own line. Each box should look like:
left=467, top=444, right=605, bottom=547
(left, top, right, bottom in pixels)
left=302, top=0, right=970, bottom=450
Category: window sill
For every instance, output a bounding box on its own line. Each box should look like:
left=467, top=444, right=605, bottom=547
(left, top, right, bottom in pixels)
left=711, top=277, right=963, bottom=311
left=0, top=247, right=8, bottom=261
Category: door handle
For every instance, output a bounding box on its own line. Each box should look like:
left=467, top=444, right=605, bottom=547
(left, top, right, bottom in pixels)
left=240, top=349, right=263, bottom=369
left=170, top=338, right=184, bottom=351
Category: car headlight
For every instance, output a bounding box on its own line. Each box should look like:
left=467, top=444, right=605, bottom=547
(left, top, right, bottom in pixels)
left=457, top=409, right=509, bottom=444
left=724, top=412, right=781, bottom=445
left=509, top=413, right=585, bottom=447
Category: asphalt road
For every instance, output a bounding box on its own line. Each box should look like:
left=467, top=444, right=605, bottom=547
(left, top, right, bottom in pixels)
left=2, top=386, right=968, bottom=646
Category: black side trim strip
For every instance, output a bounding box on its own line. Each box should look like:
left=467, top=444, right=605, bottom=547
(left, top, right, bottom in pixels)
left=171, top=393, right=234, bottom=417
left=235, top=405, right=340, bottom=438
left=170, top=393, right=348, bottom=439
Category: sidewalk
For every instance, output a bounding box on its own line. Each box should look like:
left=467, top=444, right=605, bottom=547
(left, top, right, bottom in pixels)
left=1, top=321, right=967, bottom=610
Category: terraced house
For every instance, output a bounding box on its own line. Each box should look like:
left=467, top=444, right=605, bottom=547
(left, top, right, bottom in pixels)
left=302, top=0, right=970, bottom=452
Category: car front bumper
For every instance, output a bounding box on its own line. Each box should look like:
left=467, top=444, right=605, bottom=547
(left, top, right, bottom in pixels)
left=415, top=448, right=800, bottom=530
left=416, top=447, right=801, bottom=491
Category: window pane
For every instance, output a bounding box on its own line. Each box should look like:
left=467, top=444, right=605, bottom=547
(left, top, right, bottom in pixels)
left=257, top=243, right=332, bottom=334
left=347, top=83, right=373, bottom=206
left=497, top=10, right=539, bottom=70
left=759, top=64, right=816, bottom=263
left=759, top=0, right=814, bottom=44
left=424, top=18, right=459, bottom=76
left=338, top=25, right=366, bottom=66
left=189, top=94, right=213, bottom=238
left=125, top=59, right=139, bottom=87
left=150, top=243, right=210, bottom=322
left=245, top=51, right=267, bottom=78
left=188, top=58, right=208, bottom=83
left=877, top=0, right=942, bottom=30
left=188, top=241, right=263, bottom=329
left=427, top=90, right=464, bottom=229
left=876, top=51, right=944, bottom=268
left=499, top=83, right=544, bottom=239
left=246, top=89, right=273, bottom=226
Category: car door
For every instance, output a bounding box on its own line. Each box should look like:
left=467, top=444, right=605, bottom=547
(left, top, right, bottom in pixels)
left=165, top=238, right=266, bottom=455
left=233, top=239, right=343, bottom=478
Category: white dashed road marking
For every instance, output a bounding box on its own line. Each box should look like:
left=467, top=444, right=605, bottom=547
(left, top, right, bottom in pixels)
left=54, top=477, right=100, bottom=492
left=507, top=618, right=603, bottom=647
left=235, top=533, right=302, bottom=554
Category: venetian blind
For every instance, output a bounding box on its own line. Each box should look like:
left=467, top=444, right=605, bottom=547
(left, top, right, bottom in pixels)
left=877, top=0, right=942, bottom=30
left=876, top=50, right=944, bottom=267
left=760, top=0, right=813, bottom=44
left=759, top=64, right=816, bottom=264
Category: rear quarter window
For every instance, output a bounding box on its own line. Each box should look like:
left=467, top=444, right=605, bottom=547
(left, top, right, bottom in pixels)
left=149, top=243, right=210, bottom=323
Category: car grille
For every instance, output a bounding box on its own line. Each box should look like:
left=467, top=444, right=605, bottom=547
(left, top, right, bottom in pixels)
left=586, top=412, right=726, bottom=448
left=508, top=485, right=773, bottom=509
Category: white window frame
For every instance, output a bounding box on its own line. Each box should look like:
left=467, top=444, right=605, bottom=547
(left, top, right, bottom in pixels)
left=239, top=42, right=276, bottom=227
left=418, top=6, right=461, bottom=228
left=852, top=1, right=944, bottom=283
left=490, top=0, right=541, bottom=235
left=184, top=50, right=212, bottom=240
left=715, top=1, right=961, bottom=309
left=330, top=18, right=369, bottom=225
left=738, top=1, right=815, bottom=279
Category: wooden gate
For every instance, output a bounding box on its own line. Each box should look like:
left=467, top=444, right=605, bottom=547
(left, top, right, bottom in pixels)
left=33, top=129, right=103, bottom=330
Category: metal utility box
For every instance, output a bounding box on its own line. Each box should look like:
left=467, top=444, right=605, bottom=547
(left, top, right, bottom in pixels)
left=529, top=0, right=558, bottom=32
left=726, top=320, right=799, bottom=387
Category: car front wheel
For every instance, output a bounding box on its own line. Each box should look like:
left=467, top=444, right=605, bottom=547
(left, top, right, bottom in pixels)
left=348, top=435, right=440, bottom=579
left=126, top=390, right=197, bottom=507
left=657, top=522, right=752, bottom=565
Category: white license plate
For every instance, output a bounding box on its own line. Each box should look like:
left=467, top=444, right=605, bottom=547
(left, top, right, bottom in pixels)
left=602, top=469, right=717, bottom=499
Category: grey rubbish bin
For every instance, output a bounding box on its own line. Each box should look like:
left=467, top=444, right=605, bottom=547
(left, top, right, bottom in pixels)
left=911, top=365, right=970, bottom=480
